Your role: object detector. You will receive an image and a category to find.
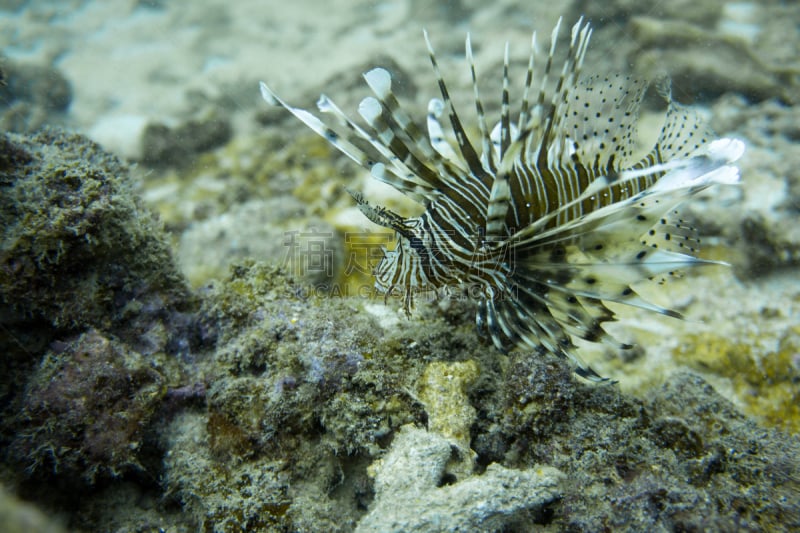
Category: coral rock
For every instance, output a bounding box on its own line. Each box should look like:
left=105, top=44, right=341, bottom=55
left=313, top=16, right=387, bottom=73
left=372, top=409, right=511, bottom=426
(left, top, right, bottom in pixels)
left=357, top=425, right=564, bottom=533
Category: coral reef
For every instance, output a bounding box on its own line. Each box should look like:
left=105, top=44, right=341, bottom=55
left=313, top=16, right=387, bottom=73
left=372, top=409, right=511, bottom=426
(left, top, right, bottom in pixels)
left=0, top=1, right=798, bottom=531
left=1, top=133, right=798, bottom=528
left=161, top=262, right=425, bottom=530
left=0, top=129, right=197, bottom=503
left=0, top=129, right=191, bottom=333
left=163, top=411, right=298, bottom=532
left=8, top=329, right=166, bottom=483
left=161, top=261, right=800, bottom=532
left=472, top=353, right=800, bottom=531
left=416, top=360, right=479, bottom=478
left=2, top=48, right=799, bottom=532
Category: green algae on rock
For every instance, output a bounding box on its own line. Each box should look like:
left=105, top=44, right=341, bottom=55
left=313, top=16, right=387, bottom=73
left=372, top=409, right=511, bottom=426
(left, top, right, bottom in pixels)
left=0, top=129, right=191, bottom=332
left=161, top=260, right=800, bottom=531
left=0, top=128, right=197, bottom=503
left=416, top=360, right=479, bottom=479
left=8, top=329, right=167, bottom=484
left=198, top=262, right=422, bottom=458
left=673, top=327, right=800, bottom=433
left=472, top=357, right=800, bottom=531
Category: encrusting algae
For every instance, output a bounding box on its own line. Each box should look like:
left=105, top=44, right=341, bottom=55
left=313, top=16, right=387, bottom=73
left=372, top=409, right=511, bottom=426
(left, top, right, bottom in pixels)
left=674, top=327, right=800, bottom=433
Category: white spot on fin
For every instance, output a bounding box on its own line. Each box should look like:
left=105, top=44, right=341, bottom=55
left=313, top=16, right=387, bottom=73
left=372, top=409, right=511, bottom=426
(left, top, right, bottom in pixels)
left=316, top=94, right=333, bottom=113
left=428, top=98, right=444, bottom=117
left=708, top=138, right=746, bottom=166
left=649, top=138, right=744, bottom=193
left=358, top=97, right=382, bottom=125
left=364, top=68, right=392, bottom=98
left=370, top=162, right=387, bottom=180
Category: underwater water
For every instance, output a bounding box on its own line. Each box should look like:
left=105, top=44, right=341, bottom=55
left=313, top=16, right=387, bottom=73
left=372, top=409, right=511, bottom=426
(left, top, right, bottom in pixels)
left=1, top=0, right=799, bottom=531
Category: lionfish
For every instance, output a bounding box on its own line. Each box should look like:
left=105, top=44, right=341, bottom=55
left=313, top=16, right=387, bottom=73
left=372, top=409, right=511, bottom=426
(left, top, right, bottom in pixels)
left=260, top=17, right=743, bottom=381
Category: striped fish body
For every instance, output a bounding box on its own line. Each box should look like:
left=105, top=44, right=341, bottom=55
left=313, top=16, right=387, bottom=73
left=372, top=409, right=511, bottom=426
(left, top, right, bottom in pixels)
left=260, top=17, right=743, bottom=381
